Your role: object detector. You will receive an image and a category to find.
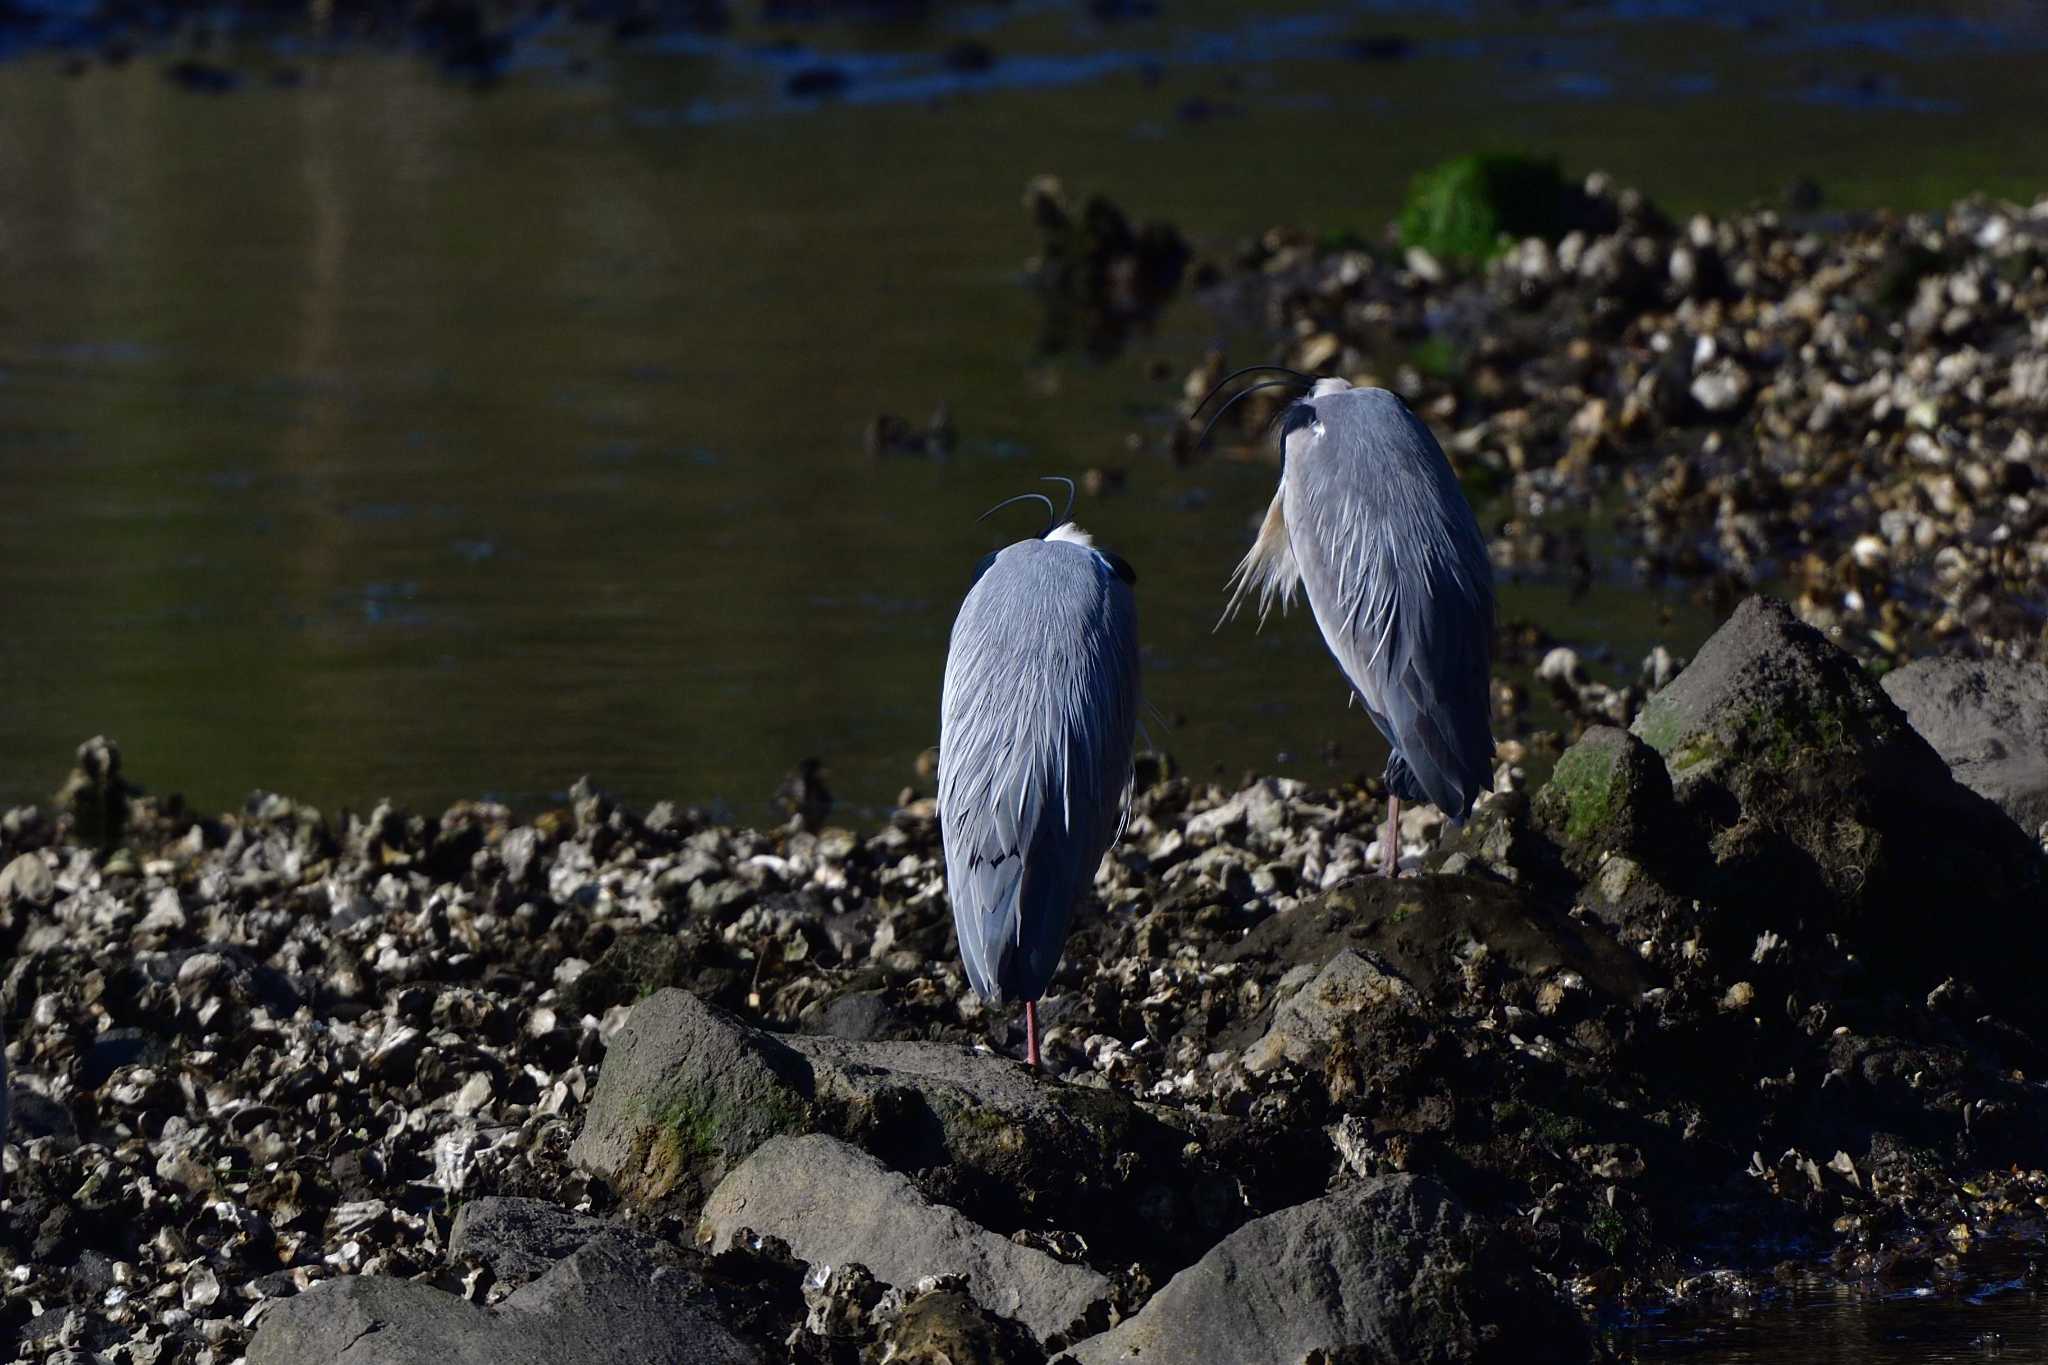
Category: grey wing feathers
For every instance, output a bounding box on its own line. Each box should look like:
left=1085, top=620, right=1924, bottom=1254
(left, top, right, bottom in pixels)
left=1288, top=391, right=1495, bottom=821
left=938, top=540, right=1140, bottom=1003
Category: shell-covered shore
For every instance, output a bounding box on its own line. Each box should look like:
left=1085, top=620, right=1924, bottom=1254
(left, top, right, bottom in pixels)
left=3, top=587, right=2046, bottom=1362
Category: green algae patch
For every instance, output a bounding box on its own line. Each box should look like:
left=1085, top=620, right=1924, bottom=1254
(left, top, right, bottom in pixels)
left=1630, top=694, right=1687, bottom=755
left=1538, top=741, right=1622, bottom=846
left=1399, top=154, right=1571, bottom=264
left=652, top=1085, right=806, bottom=1168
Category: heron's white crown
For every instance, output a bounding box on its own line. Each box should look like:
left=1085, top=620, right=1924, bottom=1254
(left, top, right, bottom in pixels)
left=1046, top=522, right=1094, bottom=547
left=1310, top=377, right=1352, bottom=399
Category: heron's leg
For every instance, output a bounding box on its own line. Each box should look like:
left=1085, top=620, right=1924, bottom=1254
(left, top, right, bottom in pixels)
left=1381, top=794, right=1401, bottom=879
left=1025, top=1000, right=1041, bottom=1070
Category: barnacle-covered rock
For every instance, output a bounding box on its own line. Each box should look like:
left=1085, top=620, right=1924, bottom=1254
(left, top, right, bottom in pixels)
left=700, top=1133, right=1111, bottom=1344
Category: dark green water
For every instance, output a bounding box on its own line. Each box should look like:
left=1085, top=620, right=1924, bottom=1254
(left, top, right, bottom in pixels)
left=2, top=0, right=2046, bottom=828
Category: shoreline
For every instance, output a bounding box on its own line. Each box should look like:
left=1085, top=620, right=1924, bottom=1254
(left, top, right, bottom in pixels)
left=4, top=594, right=2045, bottom=1360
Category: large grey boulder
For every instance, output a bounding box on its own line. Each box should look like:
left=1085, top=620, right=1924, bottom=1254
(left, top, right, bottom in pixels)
left=1629, top=596, right=1949, bottom=819
left=248, top=1232, right=758, bottom=1365
left=1067, top=1175, right=1587, bottom=1364
left=572, top=989, right=1220, bottom=1263
left=568, top=987, right=814, bottom=1209
left=702, top=1133, right=1111, bottom=1344
left=1881, top=656, right=2048, bottom=838
left=1625, top=596, right=2042, bottom=948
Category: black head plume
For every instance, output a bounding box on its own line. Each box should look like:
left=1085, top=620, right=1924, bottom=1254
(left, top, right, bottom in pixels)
left=977, top=475, right=1080, bottom=539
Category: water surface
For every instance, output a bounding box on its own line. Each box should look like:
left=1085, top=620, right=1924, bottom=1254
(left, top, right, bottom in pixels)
left=2, top=0, right=2046, bottom=822
left=1618, top=1245, right=2048, bottom=1362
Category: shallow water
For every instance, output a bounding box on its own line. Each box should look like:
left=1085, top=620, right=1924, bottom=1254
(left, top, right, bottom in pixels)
left=2, top=0, right=2046, bottom=824
left=1619, top=1245, right=2048, bottom=1362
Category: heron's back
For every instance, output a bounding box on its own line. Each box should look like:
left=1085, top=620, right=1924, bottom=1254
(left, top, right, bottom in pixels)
left=938, top=537, right=1139, bottom=1004
left=1286, top=388, right=1495, bottom=820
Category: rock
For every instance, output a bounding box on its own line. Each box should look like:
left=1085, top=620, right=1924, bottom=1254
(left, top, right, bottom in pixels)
left=567, top=989, right=812, bottom=1210
left=879, top=1288, right=1042, bottom=1364
left=52, top=734, right=134, bottom=847
left=797, top=988, right=900, bottom=1041
left=0, top=851, right=54, bottom=905
left=248, top=1233, right=759, bottom=1364
left=1532, top=725, right=1678, bottom=862
left=701, top=1133, right=1111, bottom=1344
left=1881, top=657, right=2048, bottom=837
left=449, top=1197, right=622, bottom=1289
left=559, top=929, right=711, bottom=1018
left=1067, top=1175, right=1588, bottom=1364
left=1184, top=777, right=1299, bottom=843
left=573, top=989, right=1221, bottom=1266
left=1242, top=949, right=1419, bottom=1074
left=1630, top=598, right=1937, bottom=814
left=1629, top=595, right=2045, bottom=987
left=1227, top=876, right=1649, bottom=1013
left=1689, top=358, right=1752, bottom=414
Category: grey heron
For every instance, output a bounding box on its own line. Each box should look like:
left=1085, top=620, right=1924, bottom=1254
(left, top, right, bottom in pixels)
left=939, top=479, right=1140, bottom=1069
left=1211, top=372, right=1495, bottom=876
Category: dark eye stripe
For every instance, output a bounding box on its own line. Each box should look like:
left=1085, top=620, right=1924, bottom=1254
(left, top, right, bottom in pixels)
left=1281, top=403, right=1318, bottom=438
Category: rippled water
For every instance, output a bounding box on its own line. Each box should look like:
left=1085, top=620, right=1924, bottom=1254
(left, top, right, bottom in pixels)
left=1618, top=1244, right=2048, bottom=1362
left=2, top=0, right=2046, bottom=825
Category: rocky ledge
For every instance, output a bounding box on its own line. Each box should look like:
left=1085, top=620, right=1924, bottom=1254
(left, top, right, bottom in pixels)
left=2, top=595, right=2045, bottom=1362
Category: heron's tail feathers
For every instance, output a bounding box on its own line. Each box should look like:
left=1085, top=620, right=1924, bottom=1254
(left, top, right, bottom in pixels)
left=1217, top=487, right=1300, bottom=631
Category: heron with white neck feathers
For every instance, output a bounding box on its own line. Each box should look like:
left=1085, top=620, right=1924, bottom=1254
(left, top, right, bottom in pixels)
left=938, top=478, right=1140, bottom=1068
left=1208, top=370, right=1496, bottom=875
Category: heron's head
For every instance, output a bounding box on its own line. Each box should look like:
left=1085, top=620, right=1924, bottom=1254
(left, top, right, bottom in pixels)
left=1281, top=380, right=1427, bottom=467
left=972, top=477, right=1133, bottom=583
left=1281, top=376, right=1355, bottom=441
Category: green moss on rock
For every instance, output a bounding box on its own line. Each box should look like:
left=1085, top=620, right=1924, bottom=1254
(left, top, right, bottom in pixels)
left=1631, top=695, right=1686, bottom=755
left=1533, top=726, right=1677, bottom=865
left=1540, top=743, right=1620, bottom=845
left=651, top=1085, right=806, bottom=1170
left=1398, top=154, right=1570, bottom=264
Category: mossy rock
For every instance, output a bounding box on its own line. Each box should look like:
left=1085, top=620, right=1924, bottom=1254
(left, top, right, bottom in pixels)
left=1533, top=725, right=1679, bottom=860
left=572, top=989, right=1227, bottom=1271
left=1627, top=595, right=2046, bottom=994
left=1628, top=599, right=1929, bottom=803
left=571, top=989, right=816, bottom=1210
left=1398, top=154, right=1570, bottom=264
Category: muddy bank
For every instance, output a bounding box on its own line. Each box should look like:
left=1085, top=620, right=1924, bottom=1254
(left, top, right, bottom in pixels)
left=2, top=596, right=2046, bottom=1361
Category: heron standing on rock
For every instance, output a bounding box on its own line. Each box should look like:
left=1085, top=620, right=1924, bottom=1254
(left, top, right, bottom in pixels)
left=939, top=479, right=1140, bottom=1069
left=1210, top=372, right=1495, bottom=876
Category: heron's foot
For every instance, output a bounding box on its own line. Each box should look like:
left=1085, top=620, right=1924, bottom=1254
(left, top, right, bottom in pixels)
left=1380, top=858, right=1400, bottom=879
